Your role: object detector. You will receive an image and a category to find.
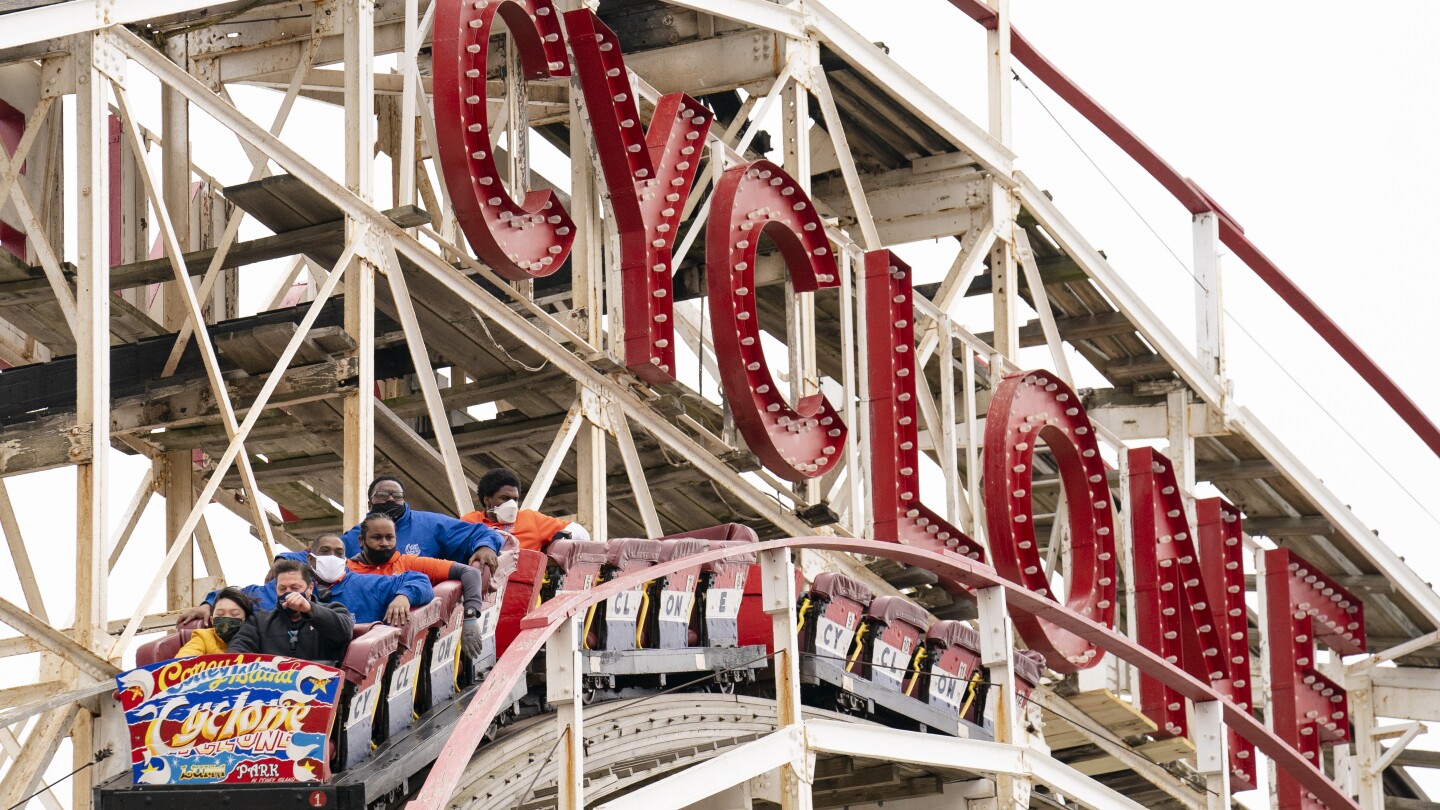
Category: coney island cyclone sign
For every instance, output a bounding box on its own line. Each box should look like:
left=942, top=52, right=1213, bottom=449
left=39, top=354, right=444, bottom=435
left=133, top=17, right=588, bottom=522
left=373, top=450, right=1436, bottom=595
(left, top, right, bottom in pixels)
left=114, top=655, right=343, bottom=785
left=430, top=1, right=1365, bottom=806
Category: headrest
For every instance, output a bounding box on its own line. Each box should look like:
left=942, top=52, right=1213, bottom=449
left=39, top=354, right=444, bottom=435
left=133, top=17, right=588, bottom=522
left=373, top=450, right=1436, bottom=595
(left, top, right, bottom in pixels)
left=483, top=549, right=520, bottom=596
left=506, top=548, right=547, bottom=586
left=809, top=572, right=873, bottom=606
left=660, top=538, right=709, bottom=562
left=659, top=523, right=759, bottom=544
left=605, top=538, right=662, bottom=569
left=136, top=629, right=195, bottom=667
left=865, top=596, right=931, bottom=632
left=546, top=539, right=607, bottom=570
left=925, top=620, right=980, bottom=652
left=702, top=540, right=756, bottom=573
left=1013, top=649, right=1046, bottom=687
left=434, top=581, right=465, bottom=616
left=341, top=624, right=401, bottom=684
left=396, top=600, right=443, bottom=650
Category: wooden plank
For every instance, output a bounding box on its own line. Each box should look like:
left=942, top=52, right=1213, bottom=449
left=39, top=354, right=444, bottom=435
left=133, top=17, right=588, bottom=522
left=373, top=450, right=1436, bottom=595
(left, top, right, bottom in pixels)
left=0, top=206, right=429, bottom=307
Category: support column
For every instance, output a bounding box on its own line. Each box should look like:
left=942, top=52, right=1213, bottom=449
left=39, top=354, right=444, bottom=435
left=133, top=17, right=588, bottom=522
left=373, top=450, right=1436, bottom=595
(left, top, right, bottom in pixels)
left=504, top=33, right=532, bottom=300
left=547, top=615, right=585, bottom=809
left=1193, top=211, right=1225, bottom=384
left=978, top=586, right=1026, bottom=809
left=1165, top=387, right=1196, bottom=523
left=781, top=68, right=819, bottom=506
left=161, top=34, right=195, bottom=609
left=343, top=0, right=376, bottom=523
left=569, top=71, right=607, bottom=540
left=986, top=0, right=1018, bottom=361
left=1193, top=700, right=1231, bottom=810
left=74, top=31, right=112, bottom=810
left=1349, top=672, right=1383, bottom=810
left=760, top=548, right=812, bottom=810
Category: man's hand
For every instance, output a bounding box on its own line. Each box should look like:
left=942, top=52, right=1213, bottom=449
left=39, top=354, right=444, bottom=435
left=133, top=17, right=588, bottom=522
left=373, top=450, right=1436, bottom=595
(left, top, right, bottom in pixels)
left=384, top=595, right=411, bottom=626
left=461, top=617, right=484, bottom=660
left=178, top=603, right=212, bottom=627
left=468, top=545, right=499, bottom=574
left=281, top=592, right=312, bottom=614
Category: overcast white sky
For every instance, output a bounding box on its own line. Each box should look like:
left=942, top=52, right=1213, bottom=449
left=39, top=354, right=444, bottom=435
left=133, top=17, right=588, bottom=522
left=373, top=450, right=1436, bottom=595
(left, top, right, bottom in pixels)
left=3, top=0, right=1439, bottom=803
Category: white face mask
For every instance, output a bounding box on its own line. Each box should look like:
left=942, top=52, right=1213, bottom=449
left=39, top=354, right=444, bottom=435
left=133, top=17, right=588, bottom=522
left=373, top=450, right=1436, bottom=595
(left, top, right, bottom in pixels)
left=313, top=554, right=348, bottom=583
left=493, top=499, right=519, bottom=524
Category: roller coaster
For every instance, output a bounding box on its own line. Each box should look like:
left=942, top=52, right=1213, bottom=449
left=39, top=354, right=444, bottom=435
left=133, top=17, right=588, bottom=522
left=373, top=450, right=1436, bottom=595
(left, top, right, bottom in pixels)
left=0, top=1, right=1436, bottom=809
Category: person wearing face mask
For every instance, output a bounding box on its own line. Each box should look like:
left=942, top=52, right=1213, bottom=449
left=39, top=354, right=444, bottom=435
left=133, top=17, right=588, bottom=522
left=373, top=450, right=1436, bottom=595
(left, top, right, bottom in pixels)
left=347, top=512, right=488, bottom=660
left=339, top=475, right=506, bottom=573
left=227, top=560, right=354, bottom=664
left=180, top=535, right=347, bottom=625
left=184, top=535, right=433, bottom=627
left=311, top=551, right=435, bottom=626
left=460, top=468, right=590, bottom=552
left=177, top=589, right=255, bottom=657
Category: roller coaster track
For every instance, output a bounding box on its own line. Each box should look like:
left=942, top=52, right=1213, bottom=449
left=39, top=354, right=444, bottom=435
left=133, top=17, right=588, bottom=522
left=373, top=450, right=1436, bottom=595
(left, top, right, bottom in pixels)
left=411, top=538, right=1357, bottom=810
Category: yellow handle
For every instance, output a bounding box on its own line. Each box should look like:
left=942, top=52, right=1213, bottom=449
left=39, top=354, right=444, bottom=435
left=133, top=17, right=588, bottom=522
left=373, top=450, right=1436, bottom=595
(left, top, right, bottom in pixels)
left=844, top=623, right=869, bottom=673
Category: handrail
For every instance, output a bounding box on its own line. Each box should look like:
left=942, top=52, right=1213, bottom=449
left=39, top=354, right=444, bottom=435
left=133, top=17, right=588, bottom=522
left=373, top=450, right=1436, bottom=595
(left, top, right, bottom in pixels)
left=946, top=0, right=1440, bottom=460
left=407, top=537, right=1356, bottom=810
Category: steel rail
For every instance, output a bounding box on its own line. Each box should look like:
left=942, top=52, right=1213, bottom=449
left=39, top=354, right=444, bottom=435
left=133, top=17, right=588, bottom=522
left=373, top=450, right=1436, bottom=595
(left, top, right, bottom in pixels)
left=408, top=538, right=1357, bottom=810
left=946, top=0, right=1440, bottom=461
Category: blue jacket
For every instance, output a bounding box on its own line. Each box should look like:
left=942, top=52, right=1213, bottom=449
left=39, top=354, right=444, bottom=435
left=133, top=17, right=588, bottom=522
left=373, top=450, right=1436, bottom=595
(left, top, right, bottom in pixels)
left=202, top=571, right=434, bottom=624
left=274, top=550, right=309, bottom=564
left=341, top=506, right=503, bottom=564
left=203, top=582, right=278, bottom=612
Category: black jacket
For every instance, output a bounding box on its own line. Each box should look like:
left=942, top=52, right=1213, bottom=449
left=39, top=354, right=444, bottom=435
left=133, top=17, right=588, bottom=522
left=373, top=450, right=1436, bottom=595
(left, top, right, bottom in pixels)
left=227, top=598, right=354, bottom=664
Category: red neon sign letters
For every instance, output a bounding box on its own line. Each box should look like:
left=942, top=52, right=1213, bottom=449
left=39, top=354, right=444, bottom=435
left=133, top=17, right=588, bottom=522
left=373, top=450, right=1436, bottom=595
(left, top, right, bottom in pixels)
left=984, top=369, right=1119, bottom=673
left=706, top=160, right=845, bottom=482
left=431, top=4, right=1369, bottom=804
left=864, top=251, right=983, bottom=560
left=566, top=9, right=712, bottom=384
left=433, top=0, right=574, bottom=279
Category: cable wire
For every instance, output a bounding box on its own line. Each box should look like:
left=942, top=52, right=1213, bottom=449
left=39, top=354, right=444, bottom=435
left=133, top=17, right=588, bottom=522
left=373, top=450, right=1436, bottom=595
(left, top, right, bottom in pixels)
left=1011, top=66, right=1440, bottom=531
left=5, top=745, right=113, bottom=810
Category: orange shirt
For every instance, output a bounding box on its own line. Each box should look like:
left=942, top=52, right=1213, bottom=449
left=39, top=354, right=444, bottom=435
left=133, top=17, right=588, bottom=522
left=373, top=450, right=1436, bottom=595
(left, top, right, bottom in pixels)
left=461, top=508, right=570, bottom=552
left=347, top=552, right=453, bottom=585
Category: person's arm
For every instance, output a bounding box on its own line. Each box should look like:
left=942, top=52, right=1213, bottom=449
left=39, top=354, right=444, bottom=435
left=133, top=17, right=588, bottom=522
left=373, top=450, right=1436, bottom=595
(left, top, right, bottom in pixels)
left=383, top=573, right=434, bottom=625
left=309, top=600, right=354, bottom=644
left=176, top=632, right=210, bottom=658
left=226, top=617, right=261, bottom=654
left=450, top=563, right=486, bottom=660
left=394, top=571, right=434, bottom=607
left=435, top=515, right=503, bottom=565
left=178, top=593, right=217, bottom=626
left=446, top=563, right=484, bottom=615
left=408, top=555, right=457, bottom=586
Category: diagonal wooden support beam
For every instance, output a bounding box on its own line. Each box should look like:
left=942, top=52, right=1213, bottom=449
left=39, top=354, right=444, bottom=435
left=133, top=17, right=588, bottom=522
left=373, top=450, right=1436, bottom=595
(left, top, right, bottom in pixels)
left=161, top=2, right=336, bottom=377
left=381, top=241, right=473, bottom=514
left=0, top=596, right=116, bottom=681
left=0, top=705, right=79, bottom=808
left=110, top=80, right=278, bottom=560
left=0, top=725, right=62, bottom=809
left=107, top=225, right=360, bottom=659
left=0, top=480, right=46, bottom=623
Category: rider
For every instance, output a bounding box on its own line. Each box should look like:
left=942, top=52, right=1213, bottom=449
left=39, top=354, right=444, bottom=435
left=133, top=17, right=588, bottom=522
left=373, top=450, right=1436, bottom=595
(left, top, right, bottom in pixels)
left=348, top=511, right=488, bottom=660
left=341, top=475, right=505, bottom=574
left=461, top=467, right=589, bottom=552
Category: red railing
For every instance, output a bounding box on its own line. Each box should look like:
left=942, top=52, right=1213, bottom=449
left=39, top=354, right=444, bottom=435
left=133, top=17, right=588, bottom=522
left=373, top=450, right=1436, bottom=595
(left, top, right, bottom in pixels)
left=406, top=537, right=1356, bottom=810
left=948, top=0, right=1440, bottom=460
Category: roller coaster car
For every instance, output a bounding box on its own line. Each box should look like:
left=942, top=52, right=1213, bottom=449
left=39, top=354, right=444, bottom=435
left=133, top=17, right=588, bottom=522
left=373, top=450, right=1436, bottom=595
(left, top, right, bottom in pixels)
left=790, top=574, right=1048, bottom=739
left=100, top=525, right=1035, bottom=810
left=551, top=529, right=768, bottom=691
